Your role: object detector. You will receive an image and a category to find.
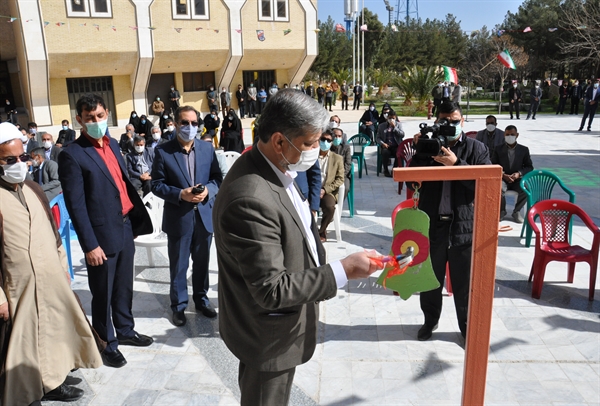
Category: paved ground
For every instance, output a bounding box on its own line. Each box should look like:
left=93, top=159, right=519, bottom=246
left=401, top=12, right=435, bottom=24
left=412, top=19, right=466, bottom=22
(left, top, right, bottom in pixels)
left=44, top=106, right=599, bottom=405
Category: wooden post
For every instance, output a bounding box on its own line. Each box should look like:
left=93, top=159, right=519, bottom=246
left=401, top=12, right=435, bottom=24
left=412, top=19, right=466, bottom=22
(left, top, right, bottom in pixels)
left=393, top=165, right=502, bottom=406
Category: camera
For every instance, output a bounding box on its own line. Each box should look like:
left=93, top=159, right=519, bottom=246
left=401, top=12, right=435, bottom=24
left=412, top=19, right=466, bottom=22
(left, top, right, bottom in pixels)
left=192, top=184, right=205, bottom=194
left=414, top=119, right=456, bottom=159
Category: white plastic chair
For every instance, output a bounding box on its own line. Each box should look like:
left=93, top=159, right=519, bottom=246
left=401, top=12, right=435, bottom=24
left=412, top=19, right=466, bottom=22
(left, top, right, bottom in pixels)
left=223, top=151, right=241, bottom=170
left=330, top=183, right=345, bottom=242
left=134, top=192, right=167, bottom=267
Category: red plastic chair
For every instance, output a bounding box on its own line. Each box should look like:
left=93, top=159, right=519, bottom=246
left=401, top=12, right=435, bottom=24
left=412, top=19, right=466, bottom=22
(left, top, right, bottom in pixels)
left=391, top=199, right=452, bottom=296
left=241, top=145, right=253, bottom=154
left=465, top=131, right=477, bottom=139
left=396, top=138, right=415, bottom=195
left=528, top=200, right=600, bottom=301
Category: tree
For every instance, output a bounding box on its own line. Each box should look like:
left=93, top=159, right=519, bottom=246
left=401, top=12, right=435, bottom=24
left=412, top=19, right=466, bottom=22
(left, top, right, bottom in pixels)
left=310, top=17, right=352, bottom=78
left=559, top=0, right=600, bottom=78
left=354, top=9, right=385, bottom=70
left=394, top=65, right=442, bottom=110
left=367, top=68, right=396, bottom=95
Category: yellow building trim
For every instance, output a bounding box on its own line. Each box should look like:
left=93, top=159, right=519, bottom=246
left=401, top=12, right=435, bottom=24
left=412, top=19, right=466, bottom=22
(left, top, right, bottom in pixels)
left=113, top=75, right=134, bottom=124
left=49, top=78, right=71, bottom=126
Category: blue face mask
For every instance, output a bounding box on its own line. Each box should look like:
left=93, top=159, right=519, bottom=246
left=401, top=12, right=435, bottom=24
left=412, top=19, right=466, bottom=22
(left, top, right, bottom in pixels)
left=332, top=137, right=342, bottom=146
left=141, top=119, right=146, bottom=124
left=447, top=123, right=462, bottom=142
left=85, top=119, right=108, bottom=139
left=62, top=125, right=69, bottom=131
left=178, top=124, right=197, bottom=142
left=320, top=140, right=332, bottom=151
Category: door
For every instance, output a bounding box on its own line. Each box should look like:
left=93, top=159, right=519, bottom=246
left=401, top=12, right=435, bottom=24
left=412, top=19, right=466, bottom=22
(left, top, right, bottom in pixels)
left=67, top=77, right=117, bottom=129
left=243, top=70, right=275, bottom=93
left=147, top=73, right=175, bottom=115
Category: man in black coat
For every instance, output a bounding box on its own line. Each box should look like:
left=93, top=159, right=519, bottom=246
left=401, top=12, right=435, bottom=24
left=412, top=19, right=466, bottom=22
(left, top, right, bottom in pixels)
left=556, top=82, right=569, bottom=114
left=235, top=84, right=247, bottom=119
left=410, top=101, right=491, bottom=341
left=569, top=80, right=582, bottom=115
left=56, top=119, right=77, bottom=147
left=578, top=79, right=600, bottom=132
left=491, top=125, right=534, bottom=223
left=526, top=82, right=543, bottom=120
left=508, top=83, right=522, bottom=119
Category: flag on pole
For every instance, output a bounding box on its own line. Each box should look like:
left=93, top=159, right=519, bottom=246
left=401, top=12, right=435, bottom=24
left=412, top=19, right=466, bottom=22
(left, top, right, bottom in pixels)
left=548, top=27, right=558, bottom=32
left=497, top=49, right=517, bottom=70
left=360, top=24, right=368, bottom=32
left=442, top=66, right=458, bottom=84
left=335, top=23, right=345, bottom=33
left=523, top=26, right=532, bottom=33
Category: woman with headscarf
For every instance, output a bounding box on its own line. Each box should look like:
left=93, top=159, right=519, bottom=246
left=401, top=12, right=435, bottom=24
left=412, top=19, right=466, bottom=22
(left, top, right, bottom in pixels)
left=220, top=108, right=244, bottom=153
left=137, top=114, right=154, bottom=142
left=359, top=102, right=379, bottom=142
left=128, top=111, right=140, bottom=132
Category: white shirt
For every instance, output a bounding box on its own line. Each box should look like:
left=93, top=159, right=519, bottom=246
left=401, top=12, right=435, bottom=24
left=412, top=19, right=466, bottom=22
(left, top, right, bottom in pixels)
left=318, top=151, right=329, bottom=184
left=259, top=146, right=348, bottom=288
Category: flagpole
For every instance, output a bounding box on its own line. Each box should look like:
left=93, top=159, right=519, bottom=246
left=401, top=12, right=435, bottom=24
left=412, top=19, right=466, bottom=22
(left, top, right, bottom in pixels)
left=480, top=56, right=497, bottom=72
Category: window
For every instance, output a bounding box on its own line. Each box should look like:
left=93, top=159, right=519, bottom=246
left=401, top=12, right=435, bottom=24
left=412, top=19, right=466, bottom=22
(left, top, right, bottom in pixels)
left=258, top=0, right=288, bottom=21
left=172, top=0, right=209, bottom=20
left=65, top=0, right=112, bottom=18
left=183, top=72, right=216, bottom=92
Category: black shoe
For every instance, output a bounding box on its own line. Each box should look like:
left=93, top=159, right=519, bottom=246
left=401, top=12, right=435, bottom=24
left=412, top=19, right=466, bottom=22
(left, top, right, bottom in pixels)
left=172, top=310, right=187, bottom=326
left=101, top=349, right=127, bottom=368
left=196, top=302, right=217, bottom=318
left=500, top=210, right=507, bottom=221
left=578, top=128, right=583, bottom=131
left=42, top=383, right=84, bottom=402
left=384, top=171, right=392, bottom=178
left=417, top=323, right=438, bottom=341
left=510, top=116, right=513, bottom=119
left=517, top=117, right=520, bottom=119
left=588, top=128, right=592, bottom=131
left=118, top=333, right=153, bottom=347
left=532, top=117, right=536, bottom=120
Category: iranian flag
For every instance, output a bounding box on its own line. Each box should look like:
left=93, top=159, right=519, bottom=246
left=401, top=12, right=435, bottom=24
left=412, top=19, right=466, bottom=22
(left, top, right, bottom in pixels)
left=497, top=49, right=517, bottom=69
left=442, top=66, right=458, bottom=83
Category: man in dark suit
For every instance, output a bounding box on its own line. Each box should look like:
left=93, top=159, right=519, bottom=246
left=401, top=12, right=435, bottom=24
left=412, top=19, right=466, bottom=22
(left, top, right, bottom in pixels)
left=151, top=106, right=223, bottom=327
left=508, top=82, right=522, bottom=119
left=58, top=94, right=154, bottom=369
left=526, top=82, right=543, bottom=120
left=30, top=146, right=62, bottom=202
left=213, top=89, right=379, bottom=405
left=41, top=132, right=62, bottom=162
left=578, top=79, right=600, bottom=131
left=352, top=82, right=363, bottom=110
left=56, top=119, right=77, bottom=147
left=476, top=115, right=505, bottom=154
left=491, top=125, right=534, bottom=223
left=570, top=80, right=582, bottom=115
left=556, top=82, right=569, bottom=114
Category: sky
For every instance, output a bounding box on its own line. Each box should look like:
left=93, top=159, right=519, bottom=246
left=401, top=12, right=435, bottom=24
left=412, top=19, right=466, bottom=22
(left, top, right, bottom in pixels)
left=317, top=0, right=524, bottom=33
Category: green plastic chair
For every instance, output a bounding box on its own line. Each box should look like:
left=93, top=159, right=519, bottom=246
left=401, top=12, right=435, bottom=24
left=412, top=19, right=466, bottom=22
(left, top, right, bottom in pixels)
left=520, top=169, right=576, bottom=248
left=348, top=162, right=355, bottom=217
left=348, top=134, right=371, bottom=179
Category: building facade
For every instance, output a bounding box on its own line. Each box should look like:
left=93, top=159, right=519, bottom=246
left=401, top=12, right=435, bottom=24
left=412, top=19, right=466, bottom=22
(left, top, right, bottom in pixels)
left=1, top=0, right=318, bottom=127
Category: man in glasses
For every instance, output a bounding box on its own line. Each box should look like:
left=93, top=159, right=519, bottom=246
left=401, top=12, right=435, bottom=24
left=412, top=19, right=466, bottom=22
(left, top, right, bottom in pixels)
left=58, top=94, right=154, bottom=369
left=151, top=106, right=223, bottom=327
left=0, top=122, right=103, bottom=404
left=213, top=90, right=380, bottom=405
left=411, top=101, right=491, bottom=342
left=317, top=130, right=344, bottom=241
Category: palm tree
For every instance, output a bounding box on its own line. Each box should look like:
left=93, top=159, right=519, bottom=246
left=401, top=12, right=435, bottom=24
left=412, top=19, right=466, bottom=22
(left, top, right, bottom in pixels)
left=329, top=67, right=352, bottom=85
left=367, top=68, right=397, bottom=96
left=395, top=65, right=442, bottom=110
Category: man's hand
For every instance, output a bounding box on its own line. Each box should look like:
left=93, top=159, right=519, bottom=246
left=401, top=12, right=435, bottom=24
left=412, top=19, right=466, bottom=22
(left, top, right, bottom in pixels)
left=86, top=246, right=107, bottom=267
left=56, top=143, right=63, bottom=148
left=140, top=172, right=151, bottom=181
left=181, top=186, right=208, bottom=203
left=341, top=252, right=381, bottom=280
left=502, top=173, right=513, bottom=183
left=0, top=302, right=9, bottom=321
left=510, top=100, right=514, bottom=104
left=320, top=189, right=325, bottom=199
left=413, top=132, right=421, bottom=144
left=381, top=142, right=389, bottom=149
left=366, top=121, right=373, bottom=126
left=509, top=172, right=521, bottom=182
left=590, top=100, right=596, bottom=105
left=432, top=147, right=457, bottom=166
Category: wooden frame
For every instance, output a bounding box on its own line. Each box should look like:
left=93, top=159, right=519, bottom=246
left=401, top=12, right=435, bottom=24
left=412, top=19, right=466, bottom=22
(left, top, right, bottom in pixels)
left=393, top=165, right=502, bottom=406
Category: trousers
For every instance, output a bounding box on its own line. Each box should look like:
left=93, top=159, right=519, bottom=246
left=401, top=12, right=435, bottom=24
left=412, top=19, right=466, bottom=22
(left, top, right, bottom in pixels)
left=239, top=362, right=295, bottom=406
left=501, top=181, right=527, bottom=213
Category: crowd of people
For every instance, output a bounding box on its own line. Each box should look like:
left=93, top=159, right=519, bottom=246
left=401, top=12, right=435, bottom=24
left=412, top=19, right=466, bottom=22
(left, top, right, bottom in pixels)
left=0, top=77, right=592, bottom=405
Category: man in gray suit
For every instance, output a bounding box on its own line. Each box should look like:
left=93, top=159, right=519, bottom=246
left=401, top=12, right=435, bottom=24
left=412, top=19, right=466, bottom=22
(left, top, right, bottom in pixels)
left=30, top=147, right=62, bottom=202
left=213, top=89, right=379, bottom=405
left=491, top=125, right=534, bottom=223
left=476, top=115, right=504, bottom=154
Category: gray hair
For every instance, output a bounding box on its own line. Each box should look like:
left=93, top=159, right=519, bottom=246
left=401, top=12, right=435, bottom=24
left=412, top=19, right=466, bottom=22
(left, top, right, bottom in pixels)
left=257, top=89, right=329, bottom=142
left=151, top=125, right=160, bottom=132
left=125, top=124, right=135, bottom=131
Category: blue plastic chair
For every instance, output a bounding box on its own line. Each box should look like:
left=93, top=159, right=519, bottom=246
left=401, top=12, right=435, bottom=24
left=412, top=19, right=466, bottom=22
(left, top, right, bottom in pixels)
left=348, top=134, right=371, bottom=179
left=49, top=194, right=76, bottom=280
left=520, top=169, right=576, bottom=248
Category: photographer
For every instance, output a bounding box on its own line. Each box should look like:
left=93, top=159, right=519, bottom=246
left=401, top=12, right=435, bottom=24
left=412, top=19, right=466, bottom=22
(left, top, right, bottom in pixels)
left=410, top=101, right=490, bottom=341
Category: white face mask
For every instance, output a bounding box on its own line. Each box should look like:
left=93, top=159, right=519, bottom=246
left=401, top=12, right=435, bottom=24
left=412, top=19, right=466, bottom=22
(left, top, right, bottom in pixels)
left=1, top=162, right=28, bottom=184
left=329, top=121, right=338, bottom=129
left=505, top=135, right=517, bottom=145
left=513, top=84, right=517, bottom=88
left=535, top=85, right=539, bottom=88
left=134, top=145, right=145, bottom=153
left=43, top=140, right=52, bottom=149
left=280, top=136, right=320, bottom=172
left=152, top=132, right=161, bottom=141
left=167, top=125, right=175, bottom=132
left=486, top=124, right=496, bottom=132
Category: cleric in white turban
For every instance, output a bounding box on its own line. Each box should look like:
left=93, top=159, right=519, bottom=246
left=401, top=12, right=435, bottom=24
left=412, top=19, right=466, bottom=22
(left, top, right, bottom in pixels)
left=0, top=122, right=102, bottom=404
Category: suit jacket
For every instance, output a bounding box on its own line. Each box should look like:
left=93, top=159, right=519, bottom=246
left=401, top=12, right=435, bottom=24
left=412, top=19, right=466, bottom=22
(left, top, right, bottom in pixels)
left=491, top=143, right=534, bottom=177
left=25, top=140, right=39, bottom=154
left=213, top=147, right=336, bottom=371
left=46, top=145, right=62, bottom=163
left=56, top=128, right=76, bottom=146
left=476, top=128, right=505, bottom=151
left=508, top=87, right=522, bottom=101
left=295, top=160, right=321, bottom=212
left=530, top=87, right=542, bottom=101
left=584, top=86, right=600, bottom=106
left=321, top=151, right=344, bottom=201
left=58, top=136, right=152, bottom=255
left=33, top=159, right=62, bottom=202
left=125, top=148, right=154, bottom=180
left=151, top=138, right=222, bottom=236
